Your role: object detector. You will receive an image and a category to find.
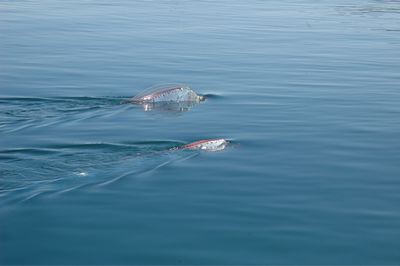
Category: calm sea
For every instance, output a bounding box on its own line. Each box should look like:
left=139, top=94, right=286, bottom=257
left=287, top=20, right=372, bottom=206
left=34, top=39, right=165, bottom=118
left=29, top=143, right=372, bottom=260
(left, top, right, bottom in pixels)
left=1, top=0, right=400, bottom=264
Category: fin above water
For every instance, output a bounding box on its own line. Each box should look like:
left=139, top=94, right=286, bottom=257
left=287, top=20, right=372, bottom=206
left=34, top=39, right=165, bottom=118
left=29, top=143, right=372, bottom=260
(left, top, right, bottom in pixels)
left=180, top=139, right=229, bottom=152
left=130, top=84, right=204, bottom=104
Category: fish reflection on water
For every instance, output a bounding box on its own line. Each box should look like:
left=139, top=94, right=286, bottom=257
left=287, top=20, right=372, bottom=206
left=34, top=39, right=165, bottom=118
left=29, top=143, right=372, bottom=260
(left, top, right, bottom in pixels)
left=139, top=101, right=200, bottom=112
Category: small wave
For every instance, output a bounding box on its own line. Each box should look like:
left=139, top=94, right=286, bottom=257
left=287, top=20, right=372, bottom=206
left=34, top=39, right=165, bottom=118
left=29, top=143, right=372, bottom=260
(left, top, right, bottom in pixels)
left=0, top=96, right=127, bottom=133
left=0, top=93, right=223, bottom=132
left=0, top=140, right=193, bottom=205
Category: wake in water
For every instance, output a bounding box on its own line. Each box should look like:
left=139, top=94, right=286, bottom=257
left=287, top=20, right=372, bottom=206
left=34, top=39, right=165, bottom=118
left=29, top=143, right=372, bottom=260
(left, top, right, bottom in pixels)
left=0, top=85, right=226, bottom=204
left=0, top=85, right=217, bottom=133
left=0, top=96, right=125, bottom=133
left=0, top=139, right=231, bottom=205
left=0, top=141, right=198, bottom=205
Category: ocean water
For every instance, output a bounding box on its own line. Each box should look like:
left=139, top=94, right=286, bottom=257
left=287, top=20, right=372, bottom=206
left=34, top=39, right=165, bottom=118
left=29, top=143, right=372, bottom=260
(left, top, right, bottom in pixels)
left=1, top=0, right=400, bottom=264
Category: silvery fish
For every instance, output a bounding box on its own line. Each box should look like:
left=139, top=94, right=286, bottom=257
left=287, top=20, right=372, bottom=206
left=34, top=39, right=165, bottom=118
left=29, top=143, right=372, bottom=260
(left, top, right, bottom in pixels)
left=130, top=84, right=204, bottom=104
left=180, top=139, right=229, bottom=152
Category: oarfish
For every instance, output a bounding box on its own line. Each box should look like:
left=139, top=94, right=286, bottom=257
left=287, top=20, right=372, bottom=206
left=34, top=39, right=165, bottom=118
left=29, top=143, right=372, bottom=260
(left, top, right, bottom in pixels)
left=179, top=139, right=229, bottom=152
left=130, top=84, right=204, bottom=104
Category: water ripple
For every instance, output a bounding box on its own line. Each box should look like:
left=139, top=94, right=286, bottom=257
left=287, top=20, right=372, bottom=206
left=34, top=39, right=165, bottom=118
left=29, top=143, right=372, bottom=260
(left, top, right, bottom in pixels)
left=0, top=140, right=195, bottom=204
left=0, top=96, right=127, bottom=133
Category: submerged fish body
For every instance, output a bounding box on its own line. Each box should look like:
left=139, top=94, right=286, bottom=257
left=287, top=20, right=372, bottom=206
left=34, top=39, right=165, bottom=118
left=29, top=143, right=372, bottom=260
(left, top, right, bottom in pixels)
left=180, top=139, right=229, bottom=152
left=131, top=84, right=204, bottom=104
left=140, top=101, right=198, bottom=112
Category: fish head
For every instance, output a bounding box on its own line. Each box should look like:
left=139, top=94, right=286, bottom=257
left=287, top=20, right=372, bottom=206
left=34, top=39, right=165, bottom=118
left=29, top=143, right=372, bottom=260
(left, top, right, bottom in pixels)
left=183, top=139, right=229, bottom=152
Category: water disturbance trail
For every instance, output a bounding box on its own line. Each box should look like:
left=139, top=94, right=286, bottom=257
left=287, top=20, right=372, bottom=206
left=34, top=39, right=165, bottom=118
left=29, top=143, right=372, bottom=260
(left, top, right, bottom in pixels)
left=0, top=83, right=228, bottom=204
left=0, top=96, right=125, bottom=133
left=0, top=139, right=229, bottom=205
left=0, top=85, right=208, bottom=133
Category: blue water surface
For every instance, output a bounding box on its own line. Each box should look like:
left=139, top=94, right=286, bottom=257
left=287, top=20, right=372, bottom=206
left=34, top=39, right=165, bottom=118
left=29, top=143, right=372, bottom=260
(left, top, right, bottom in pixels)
left=1, top=0, right=400, bottom=264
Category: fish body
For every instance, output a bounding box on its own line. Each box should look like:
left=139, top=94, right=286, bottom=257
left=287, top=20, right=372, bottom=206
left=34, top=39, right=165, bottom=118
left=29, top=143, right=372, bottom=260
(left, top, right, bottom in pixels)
left=131, top=85, right=204, bottom=104
left=180, top=139, right=229, bottom=152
